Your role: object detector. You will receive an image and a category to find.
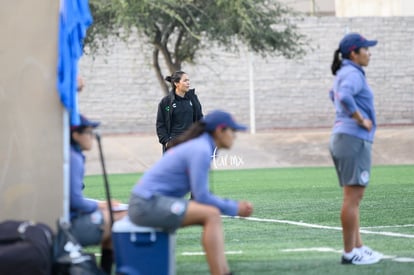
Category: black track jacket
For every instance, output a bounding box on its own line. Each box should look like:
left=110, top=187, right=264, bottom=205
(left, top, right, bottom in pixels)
left=156, top=88, right=203, bottom=147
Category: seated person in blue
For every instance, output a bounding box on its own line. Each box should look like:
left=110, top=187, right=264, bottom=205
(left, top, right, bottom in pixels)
left=70, top=114, right=126, bottom=274
left=129, top=110, right=254, bottom=275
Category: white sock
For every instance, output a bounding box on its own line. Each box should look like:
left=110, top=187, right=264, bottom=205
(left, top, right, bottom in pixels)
left=343, top=248, right=357, bottom=259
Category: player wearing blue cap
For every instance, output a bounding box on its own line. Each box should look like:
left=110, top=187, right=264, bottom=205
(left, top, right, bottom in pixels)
left=129, top=110, right=253, bottom=275
left=329, top=33, right=382, bottom=265
left=70, top=114, right=127, bottom=273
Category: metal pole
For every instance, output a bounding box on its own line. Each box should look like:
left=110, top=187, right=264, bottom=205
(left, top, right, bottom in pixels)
left=311, top=0, right=316, bottom=16
left=62, top=109, right=70, bottom=223
left=96, top=133, right=115, bottom=226
left=248, top=51, right=256, bottom=134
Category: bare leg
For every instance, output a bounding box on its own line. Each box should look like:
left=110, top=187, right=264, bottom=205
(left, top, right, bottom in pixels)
left=182, top=201, right=230, bottom=275
left=99, top=207, right=127, bottom=273
left=355, top=228, right=363, bottom=248
left=341, top=186, right=365, bottom=253
left=100, top=208, right=127, bottom=248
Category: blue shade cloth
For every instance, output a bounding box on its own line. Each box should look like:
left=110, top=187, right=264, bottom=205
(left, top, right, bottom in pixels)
left=57, top=0, right=93, bottom=126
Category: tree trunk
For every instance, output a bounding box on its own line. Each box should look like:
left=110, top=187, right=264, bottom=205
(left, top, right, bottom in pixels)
left=152, top=28, right=182, bottom=95
left=153, top=48, right=169, bottom=95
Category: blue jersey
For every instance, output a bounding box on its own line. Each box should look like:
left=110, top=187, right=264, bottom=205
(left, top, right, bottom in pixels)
left=70, top=145, right=97, bottom=218
left=132, top=133, right=239, bottom=216
left=329, top=59, right=377, bottom=142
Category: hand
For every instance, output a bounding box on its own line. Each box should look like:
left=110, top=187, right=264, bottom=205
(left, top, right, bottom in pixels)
left=237, top=201, right=253, bottom=217
left=360, top=118, right=373, bottom=131
left=97, top=200, right=107, bottom=210
left=97, top=200, right=121, bottom=210
left=110, top=199, right=121, bottom=207
left=352, top=112, right=372, bottom=131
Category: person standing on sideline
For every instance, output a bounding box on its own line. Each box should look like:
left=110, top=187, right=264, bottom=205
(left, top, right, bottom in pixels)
left=156, top=71, right=203, bottom=152
left=70, top=115, right=127, bottom=274
left=129, top=110, right=253, bottom=275
left=329, top=33, right=382, bottom=265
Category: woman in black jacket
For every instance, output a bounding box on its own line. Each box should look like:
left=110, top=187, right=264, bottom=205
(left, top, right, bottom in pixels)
left=156, top=71, right=203, bottom=152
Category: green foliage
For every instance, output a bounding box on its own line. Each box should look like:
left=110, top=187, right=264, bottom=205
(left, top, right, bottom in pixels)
left=84, top=0, right=120, bottom=55
left=85, top=0, right=307, bottom=94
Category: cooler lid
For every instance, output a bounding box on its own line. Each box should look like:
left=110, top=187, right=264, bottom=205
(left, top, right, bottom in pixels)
left=112, top=216, right=159, bottom=233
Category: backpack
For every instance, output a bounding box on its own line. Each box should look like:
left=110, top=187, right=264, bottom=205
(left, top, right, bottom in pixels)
left=0, top=220, right=54, bottom=275
left=53, top=220, right=106, bottom=275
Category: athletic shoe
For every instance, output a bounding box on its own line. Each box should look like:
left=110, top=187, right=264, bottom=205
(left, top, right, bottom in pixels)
left=359, top=245, right=383, bottom=260
left=341, top=253, right=381, bottom=265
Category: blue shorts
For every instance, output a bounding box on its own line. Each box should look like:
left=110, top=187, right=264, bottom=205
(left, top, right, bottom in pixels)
left=128, top=194, right=188, bottom=233
left=329, top=133, right=372, bottom=187
left=70, top=210, right=104, bottom=246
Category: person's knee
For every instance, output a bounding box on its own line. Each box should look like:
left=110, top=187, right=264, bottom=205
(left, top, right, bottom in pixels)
left=204, top=206, right=221, bottom=223
left=352, top=191, right=364, bottom=203
left=344, top=186, right=365, bottom=203
left=343, top=196, right=362, bottom=207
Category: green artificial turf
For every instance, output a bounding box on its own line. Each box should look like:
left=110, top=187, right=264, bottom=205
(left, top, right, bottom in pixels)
left=84, top=165, right=414, bottom=274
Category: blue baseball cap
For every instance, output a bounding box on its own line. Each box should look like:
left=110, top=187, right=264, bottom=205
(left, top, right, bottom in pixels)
left=202, top=110, right=247, bottom=132
left=339, top=33, right=377, bottom=56
left=70, top=114, right=100, bottom=131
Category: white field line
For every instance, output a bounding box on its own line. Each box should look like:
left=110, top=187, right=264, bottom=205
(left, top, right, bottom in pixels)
left=281, top=247, right=342, bottom=253
left=180, top=248, right=414, bottom=263
left=361, top=224, right=414, bottom=229
left=96, top=250, right=243, bottom=257
left=181, top=251, right=243, bottom=256
left=223, top=216, right=414, bottom=239
left=280, top=247, right=414, bottom=262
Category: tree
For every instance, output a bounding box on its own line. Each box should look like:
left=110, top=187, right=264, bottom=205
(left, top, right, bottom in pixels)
left=85, top=0, right=306, bottom=95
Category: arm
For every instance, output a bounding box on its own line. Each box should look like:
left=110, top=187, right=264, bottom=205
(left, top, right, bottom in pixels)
left=188, top=148, right=238, bottom=216
left=192, top=91, right=203, bottom=120
left=156, top=99, right=170, bottom=145
left=337, top=73, right=372, bottom=130
left=336, top=73, right=362, bottom=115
left=329, top=89, right=334, bottom=103
left=352, top=111, right=373, bottom=131
left=70, top=152, right=98, bottom=214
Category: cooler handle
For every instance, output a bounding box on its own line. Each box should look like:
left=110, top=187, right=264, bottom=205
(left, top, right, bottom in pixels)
left=130, top=231, right=157, bottom=244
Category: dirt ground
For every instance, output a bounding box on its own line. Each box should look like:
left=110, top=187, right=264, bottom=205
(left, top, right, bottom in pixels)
left=84, top=126, right=414, bottom=175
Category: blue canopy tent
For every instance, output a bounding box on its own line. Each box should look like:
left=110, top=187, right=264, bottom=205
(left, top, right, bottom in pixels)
left=57, top=0, right=93, bottom=221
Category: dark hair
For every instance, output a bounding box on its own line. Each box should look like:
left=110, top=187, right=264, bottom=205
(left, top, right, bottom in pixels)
left=331, top=47, right=362, bottom=75
left=165, top=71, right=186, bottom=91
left=331, top=49, right=342, bottom=75
left=166, top=121, right=206, bottom=150
left=70, top=126, right=88, bottom=146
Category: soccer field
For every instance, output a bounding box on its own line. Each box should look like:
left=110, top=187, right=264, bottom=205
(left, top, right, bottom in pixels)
left=84, top=165, right=414, bottom=274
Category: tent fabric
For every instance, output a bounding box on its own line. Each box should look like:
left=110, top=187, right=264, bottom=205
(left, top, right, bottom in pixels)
left=57, top=0, right=93, bottom=126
